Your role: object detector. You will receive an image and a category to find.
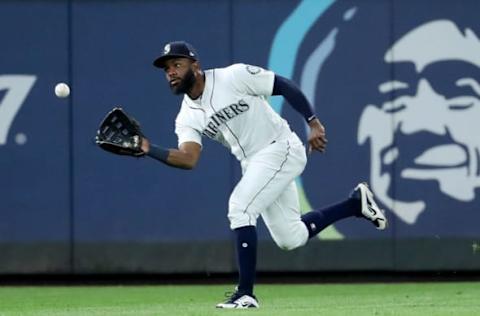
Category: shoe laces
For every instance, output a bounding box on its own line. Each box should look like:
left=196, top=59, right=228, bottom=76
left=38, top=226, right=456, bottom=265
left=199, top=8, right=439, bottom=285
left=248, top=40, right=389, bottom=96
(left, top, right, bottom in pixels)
left=224, top=285, right=238, bottom=297
left=223, top=290, right=242, bottom=302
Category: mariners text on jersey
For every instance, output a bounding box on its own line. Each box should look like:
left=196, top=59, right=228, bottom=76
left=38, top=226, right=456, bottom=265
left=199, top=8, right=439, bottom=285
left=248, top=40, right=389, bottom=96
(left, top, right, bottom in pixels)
left=202, top=100, right=250, bottom=138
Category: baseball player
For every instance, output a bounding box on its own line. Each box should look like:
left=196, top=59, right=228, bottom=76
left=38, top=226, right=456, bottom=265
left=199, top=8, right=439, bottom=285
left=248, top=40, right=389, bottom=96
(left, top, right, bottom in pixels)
left=144, top=41, right=387, bottom=308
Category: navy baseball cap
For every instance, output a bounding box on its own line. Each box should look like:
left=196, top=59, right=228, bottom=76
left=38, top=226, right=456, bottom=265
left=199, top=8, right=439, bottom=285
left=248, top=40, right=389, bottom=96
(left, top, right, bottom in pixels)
left=153, top=41, right=199, bottom=68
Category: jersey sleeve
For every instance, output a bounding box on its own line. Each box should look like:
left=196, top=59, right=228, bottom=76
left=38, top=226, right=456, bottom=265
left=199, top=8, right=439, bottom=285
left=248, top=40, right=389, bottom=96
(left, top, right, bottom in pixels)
left=174, top=103, right=203, bottom=147
left=229, top=63, right=275, bottom=97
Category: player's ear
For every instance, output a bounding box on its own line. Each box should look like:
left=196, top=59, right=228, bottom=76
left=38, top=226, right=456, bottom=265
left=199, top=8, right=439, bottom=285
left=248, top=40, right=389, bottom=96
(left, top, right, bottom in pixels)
left=192, top=61, right=201, bottom=72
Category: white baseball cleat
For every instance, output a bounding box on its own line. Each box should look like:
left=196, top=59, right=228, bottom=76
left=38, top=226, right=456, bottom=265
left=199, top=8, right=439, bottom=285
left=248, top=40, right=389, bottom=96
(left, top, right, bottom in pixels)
left=353, top=182, right=388, bottom=230
left=216, top=291, right=259, bottom=309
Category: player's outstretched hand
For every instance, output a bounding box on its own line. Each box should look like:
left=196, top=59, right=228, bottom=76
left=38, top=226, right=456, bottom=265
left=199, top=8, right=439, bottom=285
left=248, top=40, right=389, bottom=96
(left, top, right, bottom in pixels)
left=307, top=118, right=327, bottom=154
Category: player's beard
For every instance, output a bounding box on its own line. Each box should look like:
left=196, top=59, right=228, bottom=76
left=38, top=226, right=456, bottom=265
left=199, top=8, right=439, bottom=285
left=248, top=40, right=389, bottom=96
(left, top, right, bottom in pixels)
left=171, top=68, right=196, bottom=95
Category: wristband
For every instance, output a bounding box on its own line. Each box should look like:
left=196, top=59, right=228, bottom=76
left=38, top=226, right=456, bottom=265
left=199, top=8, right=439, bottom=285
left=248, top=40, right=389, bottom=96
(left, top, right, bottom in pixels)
left=306, top=115, right=317, bottom=123
left=147, top=144, right=169, bottom=163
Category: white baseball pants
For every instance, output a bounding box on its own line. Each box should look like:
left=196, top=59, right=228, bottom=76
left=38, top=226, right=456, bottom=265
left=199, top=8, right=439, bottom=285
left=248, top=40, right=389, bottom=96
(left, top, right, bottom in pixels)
left=228, top=132, right=309, bottom=250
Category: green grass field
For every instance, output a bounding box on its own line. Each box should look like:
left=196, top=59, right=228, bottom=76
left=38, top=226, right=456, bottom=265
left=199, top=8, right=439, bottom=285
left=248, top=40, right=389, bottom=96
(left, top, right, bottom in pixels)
left=0, top=282, right=479, bottom=316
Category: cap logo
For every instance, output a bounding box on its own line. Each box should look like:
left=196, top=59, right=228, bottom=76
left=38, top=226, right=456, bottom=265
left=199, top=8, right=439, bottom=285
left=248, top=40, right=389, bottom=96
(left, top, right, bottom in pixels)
left=246, top=65, right=261, bottom=75
left=189, top=51, right=195, bottom=57
left=164, top=44, right=171, bottom=55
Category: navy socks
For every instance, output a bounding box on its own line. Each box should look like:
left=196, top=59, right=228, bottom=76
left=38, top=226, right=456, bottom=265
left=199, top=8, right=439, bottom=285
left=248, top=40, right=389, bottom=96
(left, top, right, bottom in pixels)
left=233, top=198, right=360, bottom=294
left=301, top=197, right=360, bottom=238
left=234, top=226, right=257, bottom=295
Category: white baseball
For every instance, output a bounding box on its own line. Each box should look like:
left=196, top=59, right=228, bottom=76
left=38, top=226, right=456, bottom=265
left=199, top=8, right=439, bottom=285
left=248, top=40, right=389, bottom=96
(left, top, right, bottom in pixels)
left=55, top=82, right=70, bottom=98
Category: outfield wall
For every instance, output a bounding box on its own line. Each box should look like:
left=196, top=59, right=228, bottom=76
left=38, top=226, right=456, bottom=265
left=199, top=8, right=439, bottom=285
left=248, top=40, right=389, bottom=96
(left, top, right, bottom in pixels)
left=1, top=0, right=479, bottom=274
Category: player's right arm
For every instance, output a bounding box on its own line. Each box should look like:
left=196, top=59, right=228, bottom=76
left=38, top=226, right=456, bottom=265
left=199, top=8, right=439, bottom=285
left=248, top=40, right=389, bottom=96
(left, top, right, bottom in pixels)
left=141, top=103, right=203, bottom=170
left=141, top=138, right=201, bottom=170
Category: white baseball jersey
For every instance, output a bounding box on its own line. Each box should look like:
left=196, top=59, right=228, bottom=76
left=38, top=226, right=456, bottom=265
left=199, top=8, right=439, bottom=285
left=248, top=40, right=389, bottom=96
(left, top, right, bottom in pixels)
left=175, top=63, right=310, bottom=249
left=175, top=63, right=292, bottom=161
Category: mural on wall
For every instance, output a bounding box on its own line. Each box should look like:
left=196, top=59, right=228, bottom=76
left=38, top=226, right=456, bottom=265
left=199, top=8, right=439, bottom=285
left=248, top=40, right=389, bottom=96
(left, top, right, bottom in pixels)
left=271, top=0, right=480, bottom=238
left=358, top=19, right=480, bottom=225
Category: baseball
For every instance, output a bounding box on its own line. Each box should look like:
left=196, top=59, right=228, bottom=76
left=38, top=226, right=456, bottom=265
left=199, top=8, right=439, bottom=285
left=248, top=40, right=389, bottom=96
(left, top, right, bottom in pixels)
left=55, top=82, right=70, bottom=98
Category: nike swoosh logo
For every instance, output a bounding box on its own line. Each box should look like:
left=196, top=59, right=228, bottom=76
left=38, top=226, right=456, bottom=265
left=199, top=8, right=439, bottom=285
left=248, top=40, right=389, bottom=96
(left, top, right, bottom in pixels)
left=366, top=199, right=377, bottom=216
left=368, top=206, right=377, bottom=216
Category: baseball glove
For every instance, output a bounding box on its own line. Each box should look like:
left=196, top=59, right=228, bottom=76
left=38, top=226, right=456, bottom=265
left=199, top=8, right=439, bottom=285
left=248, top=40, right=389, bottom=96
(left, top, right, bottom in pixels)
left=95, top=107, right=145, bottom=157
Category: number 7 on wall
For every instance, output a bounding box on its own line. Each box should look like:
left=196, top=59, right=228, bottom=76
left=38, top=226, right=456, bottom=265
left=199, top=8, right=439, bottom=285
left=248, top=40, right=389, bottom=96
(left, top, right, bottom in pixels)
left=0, top=75, right=37, bottom=145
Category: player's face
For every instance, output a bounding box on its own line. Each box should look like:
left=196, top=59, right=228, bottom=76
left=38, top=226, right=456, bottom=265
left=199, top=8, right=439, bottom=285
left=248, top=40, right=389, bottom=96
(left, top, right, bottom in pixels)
left=163, top=58, right=196, bottom=95
left=358, top=20, right=480, bottom=224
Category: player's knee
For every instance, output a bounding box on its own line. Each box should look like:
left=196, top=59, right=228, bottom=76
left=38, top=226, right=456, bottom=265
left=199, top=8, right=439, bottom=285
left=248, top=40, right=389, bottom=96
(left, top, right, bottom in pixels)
left=274, top=237, right=304, bottom=251
left=270, top=222, right=309, bottom=251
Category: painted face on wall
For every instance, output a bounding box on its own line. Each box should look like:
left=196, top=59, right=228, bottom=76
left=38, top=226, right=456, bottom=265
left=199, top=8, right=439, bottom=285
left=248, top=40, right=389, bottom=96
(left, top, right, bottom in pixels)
left=358, top=20, right=480, bottom=224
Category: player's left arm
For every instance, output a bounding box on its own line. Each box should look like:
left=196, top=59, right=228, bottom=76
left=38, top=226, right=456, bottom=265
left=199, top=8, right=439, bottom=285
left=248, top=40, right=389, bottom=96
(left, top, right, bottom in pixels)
left=272, top=75, right=327, bottom=153
left=231, top=64, right=326, bottom=153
